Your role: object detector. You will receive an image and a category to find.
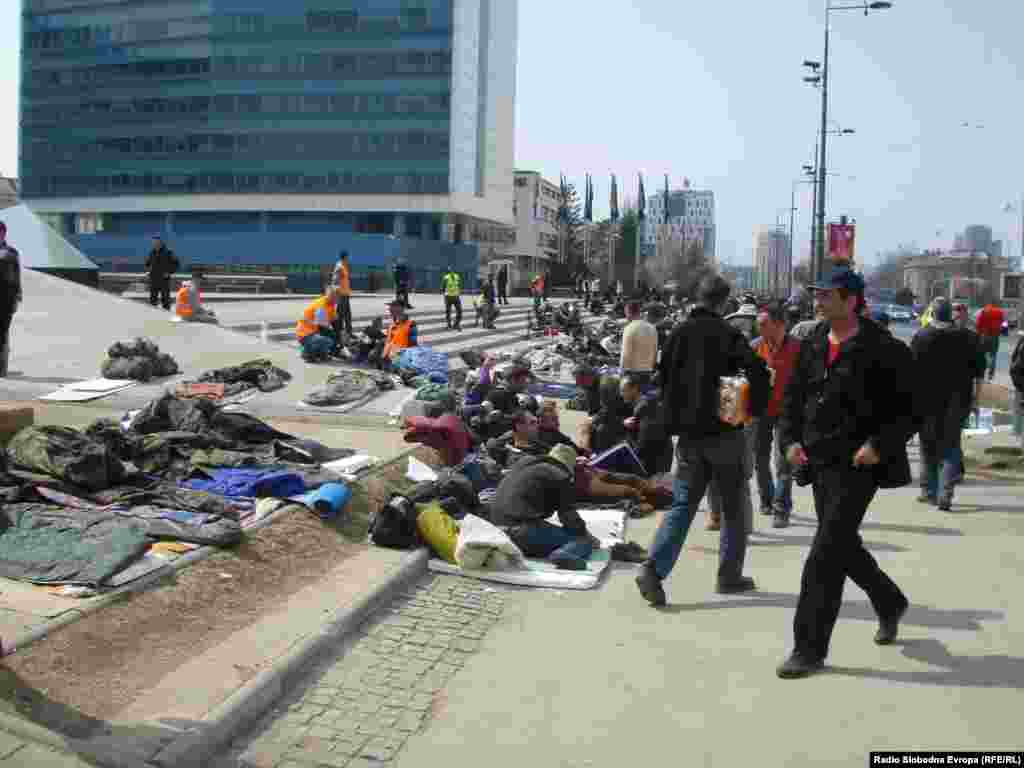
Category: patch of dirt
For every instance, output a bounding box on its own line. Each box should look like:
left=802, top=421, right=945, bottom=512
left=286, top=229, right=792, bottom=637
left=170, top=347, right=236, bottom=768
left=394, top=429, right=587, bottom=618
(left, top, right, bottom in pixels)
left=0, top=446, right=441, bottom=733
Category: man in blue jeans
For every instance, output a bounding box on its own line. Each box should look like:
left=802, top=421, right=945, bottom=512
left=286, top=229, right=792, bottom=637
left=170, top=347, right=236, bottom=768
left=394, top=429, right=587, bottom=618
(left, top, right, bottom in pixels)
left=491, top=444, right=597, bottom=570
left=911, top=297, right=984, bottom=511
left=636, top=275, right=770, bottom=606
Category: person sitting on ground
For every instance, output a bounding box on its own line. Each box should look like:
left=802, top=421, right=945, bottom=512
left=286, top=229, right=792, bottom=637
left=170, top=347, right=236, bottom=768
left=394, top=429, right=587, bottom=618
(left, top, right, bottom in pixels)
left=621, top=374, right=672, bottom=477
left=370, top=300, right=418, bottom=370
left=485, top=409, right=547, bottom=469
left=580, top=377, right=631, bottom=456
left=537, top=399, right=588, bottom=454
left=174, top=268, right=218, bottom=324
left=296, top=287, right=340, bottom=363
left=571, top=363, right=603, bottom=415
left=484, top=357, right=532, bottom=414
left=491, top=444, right=599, bottom=571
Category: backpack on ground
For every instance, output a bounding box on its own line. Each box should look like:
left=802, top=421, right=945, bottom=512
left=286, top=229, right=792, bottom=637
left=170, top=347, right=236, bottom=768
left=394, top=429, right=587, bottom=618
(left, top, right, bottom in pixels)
left=369, top=494, right=420, bottom=550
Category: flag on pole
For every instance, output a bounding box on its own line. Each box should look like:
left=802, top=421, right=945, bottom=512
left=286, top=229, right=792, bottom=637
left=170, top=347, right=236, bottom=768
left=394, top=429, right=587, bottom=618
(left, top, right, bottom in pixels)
left=663, top=174, right=671, bottom=224
left=584, top=174, right=593, bottom=222
left=559, top=174, right=568, bottom=224
left=610, top=174, right=620, bottom=222
left=638, top=174, right=646, bottom=221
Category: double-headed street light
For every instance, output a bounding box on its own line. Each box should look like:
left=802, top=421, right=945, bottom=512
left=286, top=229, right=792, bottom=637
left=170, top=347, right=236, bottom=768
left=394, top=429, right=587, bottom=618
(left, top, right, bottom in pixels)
left=804, top=0, right=892, bottom=282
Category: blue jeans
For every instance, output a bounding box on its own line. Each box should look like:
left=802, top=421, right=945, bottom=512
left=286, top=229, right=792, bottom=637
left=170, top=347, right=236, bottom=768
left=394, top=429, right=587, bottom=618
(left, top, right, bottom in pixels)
left=649, top=431, right=749, bottom=585
left=920, top=435, right=962, bottom=501
left=507, top=521, right=593, bottom=568
left=754, top=417, right=793, bottom=515
left=301, top=332, right=335, bottom=360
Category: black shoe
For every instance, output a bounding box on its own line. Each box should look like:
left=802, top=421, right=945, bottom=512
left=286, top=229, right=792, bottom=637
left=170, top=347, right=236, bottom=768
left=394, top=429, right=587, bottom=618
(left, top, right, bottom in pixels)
left=716, top=576, right=756, bottom=594
left=776, top=653, right=825, bottom=679
left=611, top=541, right=648, bottom=563
left=772, top=514, right=790, bottom=529
left=937, top=497, right=952, bottom=512
left=916, top=493, right=937, bottom=505
left=635, top=564, right=666, bottom=607
left=551, top=555, right=587, bottom=571
left=761, top=507, right=774, bottom=516
left=875, top=601, right=909, bottom=645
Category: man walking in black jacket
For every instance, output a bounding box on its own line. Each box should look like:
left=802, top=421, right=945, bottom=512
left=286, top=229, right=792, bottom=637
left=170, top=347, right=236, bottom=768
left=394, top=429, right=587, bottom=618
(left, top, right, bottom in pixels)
left=145, top=236, right=178, bottom=310
left=776, top=267, right=914, bottom=679
left=635, top=275, right=770, bottom=606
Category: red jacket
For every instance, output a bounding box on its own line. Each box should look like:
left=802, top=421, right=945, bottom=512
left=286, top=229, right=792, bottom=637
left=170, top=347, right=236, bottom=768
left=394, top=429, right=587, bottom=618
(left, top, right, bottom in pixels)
left=753, top=335, right=801, bottom=419
left=976, top=305, right=1005, bottom=338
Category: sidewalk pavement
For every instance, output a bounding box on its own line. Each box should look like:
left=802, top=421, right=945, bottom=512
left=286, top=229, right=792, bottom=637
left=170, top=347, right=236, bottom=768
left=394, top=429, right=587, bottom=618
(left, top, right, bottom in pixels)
left=392, top=447, right=1024, bottom=767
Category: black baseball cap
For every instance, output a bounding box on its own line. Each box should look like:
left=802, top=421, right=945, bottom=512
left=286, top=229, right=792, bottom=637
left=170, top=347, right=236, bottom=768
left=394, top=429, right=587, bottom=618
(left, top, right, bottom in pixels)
left=809, top=266, right=865, bottom=295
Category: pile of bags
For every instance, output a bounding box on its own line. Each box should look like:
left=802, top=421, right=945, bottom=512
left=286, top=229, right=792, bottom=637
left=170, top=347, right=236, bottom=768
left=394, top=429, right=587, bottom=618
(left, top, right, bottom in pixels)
left=101, top=337, right=179, bottom=382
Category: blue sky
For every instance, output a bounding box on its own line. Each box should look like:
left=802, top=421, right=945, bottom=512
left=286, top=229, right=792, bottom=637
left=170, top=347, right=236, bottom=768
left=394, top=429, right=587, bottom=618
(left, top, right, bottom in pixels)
left=2, top=0, right=1022, bottom=268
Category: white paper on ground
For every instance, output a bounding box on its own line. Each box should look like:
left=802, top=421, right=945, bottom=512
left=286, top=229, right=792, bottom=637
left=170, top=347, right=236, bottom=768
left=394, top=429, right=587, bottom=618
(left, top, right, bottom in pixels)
left=65, top=378, right=138, bottom=393
left=407, top=456, right=438, bottom=483
left=323, top=455, right=377, bottom=477
left=39, top=382, right=138, bottom=403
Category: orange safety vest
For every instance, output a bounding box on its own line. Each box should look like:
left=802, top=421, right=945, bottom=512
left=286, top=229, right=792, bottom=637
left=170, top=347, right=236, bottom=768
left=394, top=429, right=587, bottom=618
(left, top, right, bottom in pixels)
left=175, top=283, right=197, bottom=318
left=383, top=319, right=413, bottom=358
left=296, top=296, right=338, bottom=340
left=336, top=262, right=351, bottom=296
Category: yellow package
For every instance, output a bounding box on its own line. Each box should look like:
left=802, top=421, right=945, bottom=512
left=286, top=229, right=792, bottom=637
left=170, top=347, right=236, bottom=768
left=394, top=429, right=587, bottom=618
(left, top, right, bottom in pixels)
left=718, top=375, right=752, bottom=426
left=415, top=502, right=460, bottom=564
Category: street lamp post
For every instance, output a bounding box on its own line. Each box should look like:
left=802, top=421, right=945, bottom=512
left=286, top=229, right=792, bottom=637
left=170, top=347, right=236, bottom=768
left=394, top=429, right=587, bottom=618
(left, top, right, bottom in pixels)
left=805, top=1, right=892, bottom=283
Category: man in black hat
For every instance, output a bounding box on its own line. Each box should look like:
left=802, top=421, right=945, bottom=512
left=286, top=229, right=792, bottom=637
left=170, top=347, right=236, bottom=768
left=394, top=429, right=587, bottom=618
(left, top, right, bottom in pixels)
left=145, top=235, right=178, bottom=310
left=776, top=267, right=916, bottom=678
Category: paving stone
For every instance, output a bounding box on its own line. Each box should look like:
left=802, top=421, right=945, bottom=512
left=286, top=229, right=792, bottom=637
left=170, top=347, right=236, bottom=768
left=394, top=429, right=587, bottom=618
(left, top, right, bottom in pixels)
left=239, top=742, right=292, bottom=768
left=1, top=744, right=91, bottom=767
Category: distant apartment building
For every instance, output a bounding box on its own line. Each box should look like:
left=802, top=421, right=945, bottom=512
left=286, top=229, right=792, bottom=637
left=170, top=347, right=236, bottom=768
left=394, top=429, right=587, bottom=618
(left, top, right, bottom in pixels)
left=754, top=227, right=791, bottom=298
left=643, top=184, right=716, bottom=266
left=491, top=170, right=561, bottom=281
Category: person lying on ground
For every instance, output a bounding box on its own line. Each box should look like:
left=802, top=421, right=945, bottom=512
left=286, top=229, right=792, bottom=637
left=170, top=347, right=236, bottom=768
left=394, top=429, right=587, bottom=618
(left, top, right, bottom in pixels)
left=485, top=410, right=546, bottom=469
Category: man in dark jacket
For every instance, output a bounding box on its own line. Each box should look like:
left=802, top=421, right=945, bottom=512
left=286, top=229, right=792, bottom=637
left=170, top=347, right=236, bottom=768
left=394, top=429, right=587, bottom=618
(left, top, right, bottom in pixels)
left=485, top=410, right=545, bottom=469
left=497, top=264, right=509, bottom=305
left=911, top=297, right=984, bottom=511
left=393, top=259, right=412, bottom=309
left=776, top=267, right=914, bottom=679
left=491, top=445, right=596, bottom=570
left=0, top=221, right=22, bottom=377
left=635, top=274, right=771, bottom=606
left=145, top=235, right=178, bottom=310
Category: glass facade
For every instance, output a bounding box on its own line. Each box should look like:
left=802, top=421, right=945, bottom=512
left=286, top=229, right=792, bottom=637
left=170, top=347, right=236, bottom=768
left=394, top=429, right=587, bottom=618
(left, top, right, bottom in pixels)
left=20, top=0, right=454, bottom=198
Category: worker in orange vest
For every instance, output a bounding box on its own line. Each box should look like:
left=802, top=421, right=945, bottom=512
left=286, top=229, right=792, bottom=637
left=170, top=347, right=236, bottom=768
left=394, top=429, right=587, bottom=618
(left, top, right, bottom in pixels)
left=373, top=299, right=418, bottom=370
left=174, top=268, right=218, bottom=324
left=331, top=250, right=353, bottom=336
left=296, top=287, right=340, bottom=363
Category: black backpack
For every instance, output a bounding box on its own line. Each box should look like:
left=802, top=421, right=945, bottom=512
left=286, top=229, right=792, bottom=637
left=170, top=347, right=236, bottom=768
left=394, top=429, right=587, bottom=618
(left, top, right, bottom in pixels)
left=1011, top=336, right=1024, bottom=393
left=369, top=494, right=420, bottom=550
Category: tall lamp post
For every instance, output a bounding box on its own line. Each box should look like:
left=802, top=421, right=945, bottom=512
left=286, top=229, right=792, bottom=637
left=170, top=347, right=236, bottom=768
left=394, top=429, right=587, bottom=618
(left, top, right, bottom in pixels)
left=803, top=0, right=892, bottom=283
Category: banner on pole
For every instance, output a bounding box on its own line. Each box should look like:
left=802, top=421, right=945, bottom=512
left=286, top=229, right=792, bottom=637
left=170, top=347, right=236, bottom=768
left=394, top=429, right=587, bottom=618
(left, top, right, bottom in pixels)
left=827, top=223, right=855, bottom=264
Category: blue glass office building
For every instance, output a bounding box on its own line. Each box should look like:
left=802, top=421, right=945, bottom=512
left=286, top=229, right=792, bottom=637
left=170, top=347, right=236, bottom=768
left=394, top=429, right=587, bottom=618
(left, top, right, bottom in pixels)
left=20, top=0, right=517, bottom=291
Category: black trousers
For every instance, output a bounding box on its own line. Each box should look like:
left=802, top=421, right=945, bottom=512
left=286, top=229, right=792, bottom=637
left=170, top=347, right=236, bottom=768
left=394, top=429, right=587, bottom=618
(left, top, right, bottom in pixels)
left=334, top=296, right=353, bottom=336
left=0, top=305, right=14, bottom=376
left=497, top=282, right=508, bottom=305
left=794, top=465, right=907, bottom=662
left=444, top=296, right=462, bottom=329
left=395, top=283, right=410, bottom=308
left=149, top=276, right=171, bottom=309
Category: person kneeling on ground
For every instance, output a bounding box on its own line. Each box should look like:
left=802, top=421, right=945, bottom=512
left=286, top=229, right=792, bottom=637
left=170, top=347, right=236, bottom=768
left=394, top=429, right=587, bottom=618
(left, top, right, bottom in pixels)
left=296, top=287, right=340, bottom=363
left=175, top=268, right=218, bottom=324
left=491, top=445, right=646, bottom=568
